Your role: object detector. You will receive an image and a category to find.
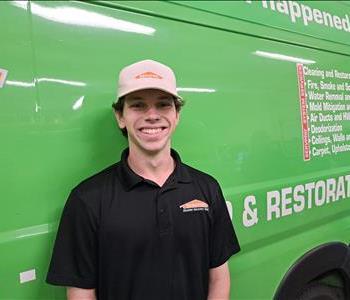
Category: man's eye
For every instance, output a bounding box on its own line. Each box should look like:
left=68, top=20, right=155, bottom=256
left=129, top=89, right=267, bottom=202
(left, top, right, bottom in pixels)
left=130, top=103, right=144, bottom=108
left=159, top=102, right=172, bottom=108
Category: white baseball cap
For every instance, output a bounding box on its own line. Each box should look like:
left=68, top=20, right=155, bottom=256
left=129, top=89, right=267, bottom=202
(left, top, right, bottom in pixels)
left=116, top=59, right=182, bottom=101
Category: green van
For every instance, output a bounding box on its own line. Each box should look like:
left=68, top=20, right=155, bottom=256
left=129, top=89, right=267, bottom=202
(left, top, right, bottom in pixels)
left=1, top=1, right=350, bottom=299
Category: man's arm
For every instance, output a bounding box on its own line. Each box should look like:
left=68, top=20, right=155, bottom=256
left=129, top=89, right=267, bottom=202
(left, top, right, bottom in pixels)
left=67, top=287, right=96, bottom=300
left=207, top=262, right=230, bottom=300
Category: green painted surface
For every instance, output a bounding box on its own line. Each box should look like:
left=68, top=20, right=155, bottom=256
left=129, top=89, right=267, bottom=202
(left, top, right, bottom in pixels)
left=0, top=1, right=350, bottom=299
left=173, top=1, right=350, bottom=46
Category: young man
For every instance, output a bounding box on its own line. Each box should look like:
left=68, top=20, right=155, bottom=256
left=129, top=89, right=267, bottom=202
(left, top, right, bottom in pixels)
left=46, top=59, right=240, bottom=300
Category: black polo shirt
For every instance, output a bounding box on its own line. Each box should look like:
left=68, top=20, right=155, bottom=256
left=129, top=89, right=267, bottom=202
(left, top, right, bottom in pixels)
left=46, top=148, right=240, bottom=300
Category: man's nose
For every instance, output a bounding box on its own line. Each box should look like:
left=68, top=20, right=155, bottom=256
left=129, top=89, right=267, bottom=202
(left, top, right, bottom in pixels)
left=145, top=105, right=160, bottom=121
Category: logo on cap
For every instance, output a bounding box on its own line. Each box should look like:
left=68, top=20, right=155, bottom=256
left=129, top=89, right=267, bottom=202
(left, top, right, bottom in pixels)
left=135, top=71, right=163, bottom=79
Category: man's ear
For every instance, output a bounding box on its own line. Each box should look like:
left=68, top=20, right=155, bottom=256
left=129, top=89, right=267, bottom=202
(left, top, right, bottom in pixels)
left=175, top=111, right=180, bottom=126
left=114, top=111, right=126, bottom=130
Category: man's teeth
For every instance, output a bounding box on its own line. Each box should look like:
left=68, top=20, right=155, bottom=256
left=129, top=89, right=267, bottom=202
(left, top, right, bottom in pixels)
left=141, top=128, right=163, bottom=134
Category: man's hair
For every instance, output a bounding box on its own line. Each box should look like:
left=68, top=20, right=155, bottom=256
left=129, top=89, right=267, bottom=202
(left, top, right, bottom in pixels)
left=112, top=96, right=184, bottom=137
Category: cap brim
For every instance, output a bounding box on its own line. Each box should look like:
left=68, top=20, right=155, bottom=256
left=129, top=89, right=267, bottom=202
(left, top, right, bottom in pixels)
left=116, top=86, right=182, bottom=102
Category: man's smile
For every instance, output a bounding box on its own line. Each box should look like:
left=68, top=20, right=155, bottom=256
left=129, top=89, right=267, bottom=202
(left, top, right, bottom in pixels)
left=139, top=126, right=168, bottom=135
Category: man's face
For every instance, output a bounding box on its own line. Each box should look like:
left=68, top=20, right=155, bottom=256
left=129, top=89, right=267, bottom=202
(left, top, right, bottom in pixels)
left=115, top=89, right=180, bottom=154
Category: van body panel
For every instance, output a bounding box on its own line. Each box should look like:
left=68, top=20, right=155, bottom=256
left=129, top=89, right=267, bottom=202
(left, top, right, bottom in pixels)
left=0, top=1, right=349, bottom=299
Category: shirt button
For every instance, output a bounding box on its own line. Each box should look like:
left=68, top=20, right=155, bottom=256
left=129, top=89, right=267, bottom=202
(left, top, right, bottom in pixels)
left=160, top=208, right=165, bottom=214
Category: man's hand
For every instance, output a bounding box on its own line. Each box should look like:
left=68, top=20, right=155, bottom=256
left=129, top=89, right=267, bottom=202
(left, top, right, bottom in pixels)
left=207, top=262, right=230, bottom=300
left=67, top=287, right=96, bottom=300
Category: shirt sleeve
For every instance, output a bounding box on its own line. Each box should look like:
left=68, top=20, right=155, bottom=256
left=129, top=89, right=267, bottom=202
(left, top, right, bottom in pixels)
left=46, top=189, right=98, bottom=288
left=209, top=181, right=240, bottom=268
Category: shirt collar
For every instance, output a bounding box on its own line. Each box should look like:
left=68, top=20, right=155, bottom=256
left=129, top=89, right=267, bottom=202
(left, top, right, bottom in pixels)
left=118, top=147, right=192, bottom=191
left=171, top=148, right=192, bottom=184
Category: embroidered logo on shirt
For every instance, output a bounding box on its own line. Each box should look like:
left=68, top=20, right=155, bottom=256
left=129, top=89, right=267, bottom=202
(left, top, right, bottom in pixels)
left=135, top=71, right=163, bottom=79
left=180, top=199, right=209, bottom=212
